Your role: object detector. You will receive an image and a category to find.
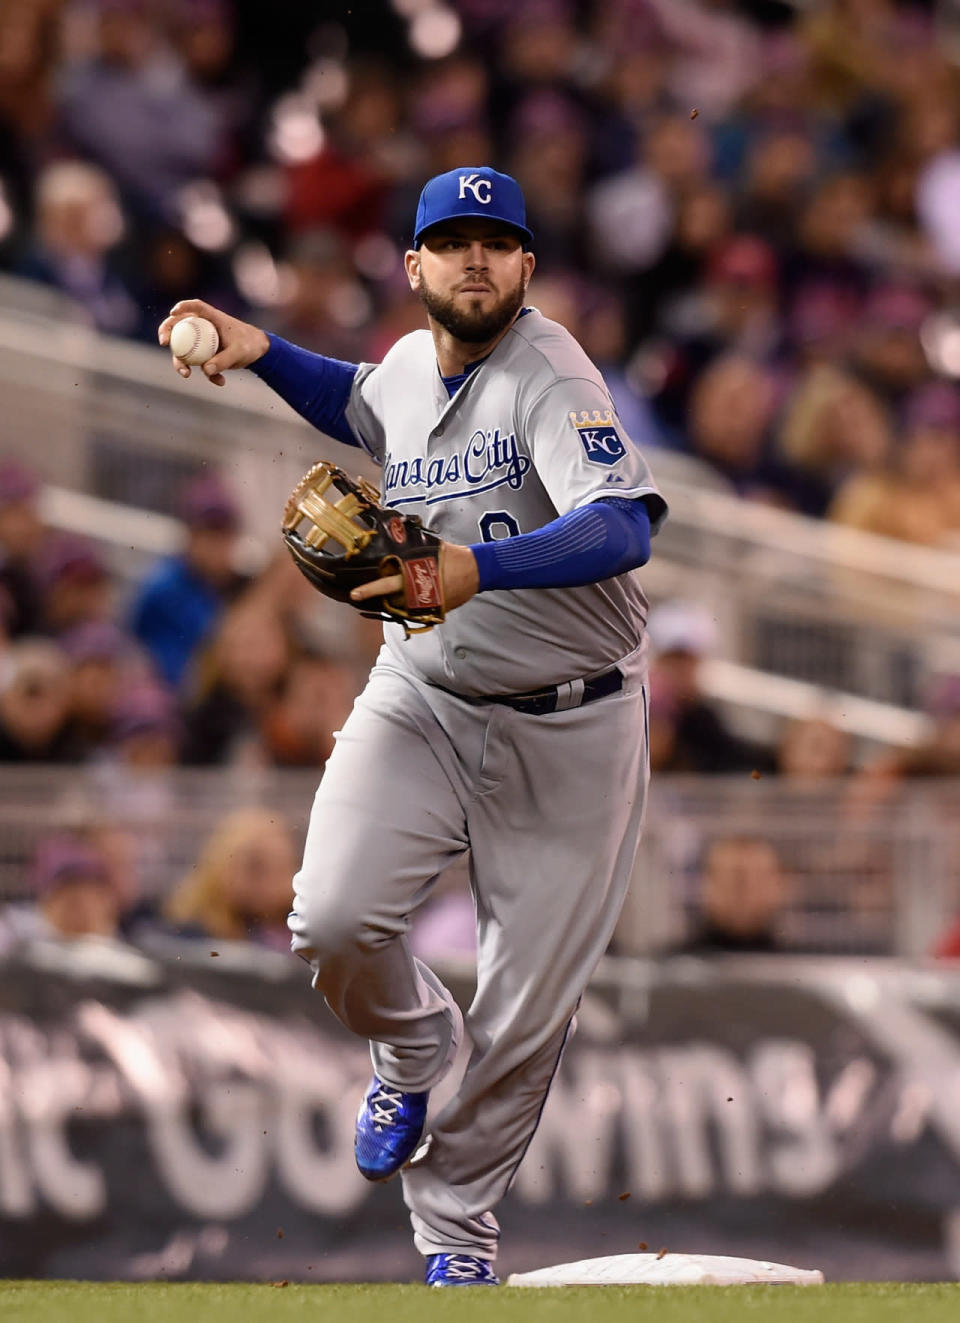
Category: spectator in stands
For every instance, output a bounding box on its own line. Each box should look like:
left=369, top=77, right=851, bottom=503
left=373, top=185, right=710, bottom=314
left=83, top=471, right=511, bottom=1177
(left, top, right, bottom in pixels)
left=734, top=123, right=818, bottom=249
left=265, top=227, right=371, bottom=361
left=829, top=380, right=960, bottom=546
left=507, top=90, right=588, bottom=269
left=0, top=0, right=61, bottom=222
left=783, top=280, right=862, bottom=372
left=586, top=111, right=711, bottom=286
left=865, top=141, right=937, bottom=282
left=72, top=814, right=161, bottom=944
left=775, top=360, right=893, bottom=517
left=238, top=544, right=380, bottom=691
left=261, top=648, right=355, bottom=768
left=0, top=459, right=44, bottom=638
left=645, top=230, right=780, bottom=435
left=283, top=56, right=398, bottom=241
left=56, top=0, right=229, bottom=224
left=648, top=599, right=775, bottom=775
left=164, top=806, right=297, bottom=950
left=678, top=834, right=790, bottom=955
left=36, top=533, right=113, bottom=636
left=0, top=637, right=73, bottom=762
left=179, top=589, right=290, bottom=764
left=130, top=473, right=251, bottom=690
left=690, top=235, right=782, bottom=356
left=683, top=355, right=789, bottom=504
left=578, top=287, right=664, bottom=453
left=59, top=620, right=146, bottom=761
left=405, top=54, right=492, bottom=189
left=166, top=0, right=262, bottom=174
left=700, top=235, right=782, bottom=358
left=851, top=283, right=933, bottom=410
left=776, top=716, right=852, bottom=783
left=801, top=0, right=909, bottom=115
left=107, top=682, right=182, bottom=769
left=0, top=835, right=125, bottom=952
left=134, top=225, right=245, bottom=344
left=626, top=181, right=734, bottom=419
left=585, top=18, right=667, bottom=177
left=784, top=172, right=873, bottom=313
left=15, top=160, right=139, bottom=337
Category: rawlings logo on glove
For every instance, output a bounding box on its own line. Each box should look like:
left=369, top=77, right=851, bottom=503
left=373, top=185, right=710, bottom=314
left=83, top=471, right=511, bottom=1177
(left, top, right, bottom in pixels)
left=281, top=462, right=445, bottom=635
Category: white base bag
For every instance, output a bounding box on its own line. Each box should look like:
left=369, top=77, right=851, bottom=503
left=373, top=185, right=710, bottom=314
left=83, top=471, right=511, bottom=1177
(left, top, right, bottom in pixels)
left=506, top=1252, right=825, bottom=1287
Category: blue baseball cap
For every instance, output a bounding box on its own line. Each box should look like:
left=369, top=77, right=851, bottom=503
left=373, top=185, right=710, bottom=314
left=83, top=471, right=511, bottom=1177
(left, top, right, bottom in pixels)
left=413, top=167, right=534, bottom=249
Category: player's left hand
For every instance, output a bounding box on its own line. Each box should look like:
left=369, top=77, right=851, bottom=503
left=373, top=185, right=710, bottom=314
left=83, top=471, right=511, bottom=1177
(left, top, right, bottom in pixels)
left=350, top=542, right=479, bottom=612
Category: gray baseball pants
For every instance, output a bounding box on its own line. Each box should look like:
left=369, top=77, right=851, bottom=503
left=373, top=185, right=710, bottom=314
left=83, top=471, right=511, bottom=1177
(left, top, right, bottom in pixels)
left=288, top=647, right=650, bottom=1260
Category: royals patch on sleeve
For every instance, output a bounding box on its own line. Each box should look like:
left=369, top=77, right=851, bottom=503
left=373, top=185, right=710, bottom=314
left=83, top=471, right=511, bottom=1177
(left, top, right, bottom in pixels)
left=568, top=409, right=626, bottom=466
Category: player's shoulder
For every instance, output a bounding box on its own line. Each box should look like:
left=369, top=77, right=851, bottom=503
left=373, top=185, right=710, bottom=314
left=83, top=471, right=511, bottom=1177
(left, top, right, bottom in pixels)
left=378, top=328, right=435, bottom=372
left=505, top=308, right=603, bottom=389
left=357, top=329, right=434, bottom=404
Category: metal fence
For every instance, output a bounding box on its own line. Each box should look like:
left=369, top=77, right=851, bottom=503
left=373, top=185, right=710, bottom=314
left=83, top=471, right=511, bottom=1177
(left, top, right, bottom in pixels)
left=622, top=774, right=960, bottom=960
left=645, top=484, right=960, bottom=713
left=1, top=766, right=957, bottom=961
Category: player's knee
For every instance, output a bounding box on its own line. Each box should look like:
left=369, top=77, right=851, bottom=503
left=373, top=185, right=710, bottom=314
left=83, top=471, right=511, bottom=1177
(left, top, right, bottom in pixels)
left=290, top=900, right=367, bottom=956
left=289, top=880, right=400, bottom=958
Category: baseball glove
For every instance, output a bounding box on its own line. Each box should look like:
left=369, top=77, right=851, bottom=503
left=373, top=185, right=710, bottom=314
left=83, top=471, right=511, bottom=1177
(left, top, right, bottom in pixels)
left=281, top=462, right=444, bottom=635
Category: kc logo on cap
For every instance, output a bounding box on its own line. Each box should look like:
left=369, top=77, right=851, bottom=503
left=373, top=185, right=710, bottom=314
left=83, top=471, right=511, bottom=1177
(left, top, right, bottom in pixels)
left=413, top=166, right=534, bottom=248
left=458, top=173, right=492, bottom=203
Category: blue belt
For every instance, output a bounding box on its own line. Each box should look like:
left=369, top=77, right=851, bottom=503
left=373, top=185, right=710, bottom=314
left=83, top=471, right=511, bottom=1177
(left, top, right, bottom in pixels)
left=440, top=665, right=623, bottom=716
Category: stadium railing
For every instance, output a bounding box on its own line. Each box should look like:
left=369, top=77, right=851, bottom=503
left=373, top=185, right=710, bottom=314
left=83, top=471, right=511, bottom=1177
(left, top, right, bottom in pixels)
left=0, top=767, right=956, bottom=961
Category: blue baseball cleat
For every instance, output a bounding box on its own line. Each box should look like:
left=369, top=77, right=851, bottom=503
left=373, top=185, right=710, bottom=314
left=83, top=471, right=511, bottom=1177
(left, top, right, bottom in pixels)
left=425, top=1254, right=500, bottom=1287
left=354, top=1075, right=429, bottom=1181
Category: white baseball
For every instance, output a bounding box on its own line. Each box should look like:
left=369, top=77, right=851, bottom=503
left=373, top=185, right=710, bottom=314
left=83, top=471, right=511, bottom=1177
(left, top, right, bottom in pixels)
left=169, top=315, right=220, bottom=366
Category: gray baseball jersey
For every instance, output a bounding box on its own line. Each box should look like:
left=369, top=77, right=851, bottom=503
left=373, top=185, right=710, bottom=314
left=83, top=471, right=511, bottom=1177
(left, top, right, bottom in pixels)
left=287, top=305, right=663, bottom=1266
left=345, top=307, right=667, bottom=693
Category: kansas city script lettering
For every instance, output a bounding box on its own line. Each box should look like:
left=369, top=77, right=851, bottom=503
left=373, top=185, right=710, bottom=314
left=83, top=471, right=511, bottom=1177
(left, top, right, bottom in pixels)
left=384, top=429, right=530, bottom=504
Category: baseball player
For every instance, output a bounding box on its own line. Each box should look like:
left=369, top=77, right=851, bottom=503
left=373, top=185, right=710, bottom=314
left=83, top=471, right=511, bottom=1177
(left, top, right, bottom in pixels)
left=159, top=166, right=667, bottom=1287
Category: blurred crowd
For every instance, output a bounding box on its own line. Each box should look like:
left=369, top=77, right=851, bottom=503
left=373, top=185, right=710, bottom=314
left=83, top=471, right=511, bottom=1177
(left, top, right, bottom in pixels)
left=0, top=458, right=362, bottom=770
left=2, top=0, right=960, bottom=962
left=1, top=0, right=960, bottom=541
left=0, top=803, right=302, bottom=955
left=0, top=450, right=455, bottom=962
left=2, top=442, right=959, bottom=961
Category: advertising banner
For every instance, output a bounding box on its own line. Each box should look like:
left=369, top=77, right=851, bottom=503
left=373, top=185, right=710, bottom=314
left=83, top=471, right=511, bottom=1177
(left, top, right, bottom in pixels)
left=1, top=941, right=958, bottom=1282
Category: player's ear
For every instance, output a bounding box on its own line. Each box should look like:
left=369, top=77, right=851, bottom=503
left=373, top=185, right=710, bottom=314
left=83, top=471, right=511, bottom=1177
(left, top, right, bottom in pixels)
left=522, top=250, right=535, bottom=288
left=404, top=249, right=421, bottom=291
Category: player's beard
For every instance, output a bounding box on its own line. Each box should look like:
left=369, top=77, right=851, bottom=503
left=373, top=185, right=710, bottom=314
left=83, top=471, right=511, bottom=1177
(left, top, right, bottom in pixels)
left=419, top=271, right=526, bottom=345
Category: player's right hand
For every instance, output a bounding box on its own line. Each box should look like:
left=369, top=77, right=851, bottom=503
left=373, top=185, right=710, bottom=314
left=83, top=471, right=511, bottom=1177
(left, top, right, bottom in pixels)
left=157, top=299, right=271, bottom=388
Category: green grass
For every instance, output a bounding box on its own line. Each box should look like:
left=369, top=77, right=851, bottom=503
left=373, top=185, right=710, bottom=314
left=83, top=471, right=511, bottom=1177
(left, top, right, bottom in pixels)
left=0, top=1282, right=958, bottom=1323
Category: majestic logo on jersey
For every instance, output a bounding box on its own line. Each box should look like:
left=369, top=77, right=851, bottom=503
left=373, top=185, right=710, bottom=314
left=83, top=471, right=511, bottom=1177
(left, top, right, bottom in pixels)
left=458, top=173, right=491, bottom=204
left=569, top=409, right=626, bottom=467
left=383, top=429, right=531, bottom=507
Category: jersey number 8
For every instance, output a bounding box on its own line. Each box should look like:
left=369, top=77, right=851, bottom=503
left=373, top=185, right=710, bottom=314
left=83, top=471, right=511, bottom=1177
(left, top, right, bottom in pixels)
left=478, top=511, right=521, bottom=542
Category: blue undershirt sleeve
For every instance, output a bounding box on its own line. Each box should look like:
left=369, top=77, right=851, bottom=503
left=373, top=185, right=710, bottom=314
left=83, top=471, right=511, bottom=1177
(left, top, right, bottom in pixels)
left=469, top=498, right=652, bottom=592
left=248, top=334, right=361, bottom=448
